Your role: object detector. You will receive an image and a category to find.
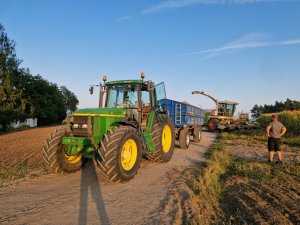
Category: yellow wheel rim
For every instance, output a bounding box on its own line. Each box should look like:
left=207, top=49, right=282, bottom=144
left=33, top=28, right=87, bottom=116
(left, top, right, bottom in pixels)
left=64, top=153, right=82, bottom=164
left=121, top=139, right=138, bottom=171
left=162, top=124, right=172, bottom=153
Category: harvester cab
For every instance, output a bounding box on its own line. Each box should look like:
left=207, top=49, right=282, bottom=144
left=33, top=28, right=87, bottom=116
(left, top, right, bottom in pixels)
left=218, top=101, right=238, bottom=117
left=43, top=73, right=175, bottom=182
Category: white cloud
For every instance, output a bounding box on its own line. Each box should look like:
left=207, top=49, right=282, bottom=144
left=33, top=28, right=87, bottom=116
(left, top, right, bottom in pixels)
left=142, top=0, right=300, bottom=14
left=115, top=16, right=130, bottom=22
left=176, top=33, right=300, bottom=58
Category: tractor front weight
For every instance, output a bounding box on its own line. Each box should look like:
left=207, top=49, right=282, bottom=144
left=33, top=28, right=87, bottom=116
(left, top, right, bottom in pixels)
left=62, top=137, right=95, bottom=159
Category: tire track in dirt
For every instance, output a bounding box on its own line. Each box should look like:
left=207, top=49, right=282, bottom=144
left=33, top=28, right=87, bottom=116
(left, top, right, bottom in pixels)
left=143, top=170, right=195, bottom=225
left=0, top=185, right=81, bottom=224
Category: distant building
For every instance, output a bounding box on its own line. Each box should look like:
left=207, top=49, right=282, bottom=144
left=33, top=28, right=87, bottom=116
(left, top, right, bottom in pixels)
left=10, top=118, right=38, bottom=128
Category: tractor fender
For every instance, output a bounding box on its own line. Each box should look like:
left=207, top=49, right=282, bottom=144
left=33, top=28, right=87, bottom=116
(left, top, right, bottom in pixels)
left=113, top=121, right=138, bottom=130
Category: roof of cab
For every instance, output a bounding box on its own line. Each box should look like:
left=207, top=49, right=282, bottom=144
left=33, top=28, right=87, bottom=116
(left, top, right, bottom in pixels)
left=105, top=79, right=145, bottom=85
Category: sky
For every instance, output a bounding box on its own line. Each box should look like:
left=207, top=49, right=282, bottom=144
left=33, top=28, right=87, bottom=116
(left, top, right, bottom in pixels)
left=1, top=0, right=300, bottom=114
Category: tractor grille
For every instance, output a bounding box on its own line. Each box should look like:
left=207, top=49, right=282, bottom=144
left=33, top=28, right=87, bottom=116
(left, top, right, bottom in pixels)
left=72, top=116, right=89, bottom=136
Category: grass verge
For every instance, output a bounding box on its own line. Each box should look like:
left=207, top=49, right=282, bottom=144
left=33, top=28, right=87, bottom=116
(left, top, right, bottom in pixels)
left=188, top=141, right=231, bottom=200
left=185, top=138, right=231, bottom=224
left=0, top=162, right=47, bottom=182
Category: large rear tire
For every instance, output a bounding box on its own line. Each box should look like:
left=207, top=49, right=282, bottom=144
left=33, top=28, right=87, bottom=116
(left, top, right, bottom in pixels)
left=208, top=119, right=219, bottom=132
left=179, top=129, right=190, bottom=149
left=193, top=126, right=202, bottom=143
left=146, top=116, right=175, bottom=162
left=42, top=127, right=83, bottom=173
left=96, top=126, right=142, bottom=182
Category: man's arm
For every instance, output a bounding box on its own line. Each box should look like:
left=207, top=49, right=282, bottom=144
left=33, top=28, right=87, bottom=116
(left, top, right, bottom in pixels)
left=280, top=126, right=287, bottom=137
left=266, top=125, right=271, bottom=137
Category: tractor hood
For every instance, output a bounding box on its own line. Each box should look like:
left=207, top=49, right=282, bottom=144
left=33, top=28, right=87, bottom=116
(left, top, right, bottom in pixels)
left=73, top=108, right=127, bottom=118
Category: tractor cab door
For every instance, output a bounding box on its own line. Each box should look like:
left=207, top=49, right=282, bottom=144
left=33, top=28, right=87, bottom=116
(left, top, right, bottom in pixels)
left=155, top=82, right=166, bottom=106
left=141, top=82, right=166, bottom=129
left=141, top=85, right=152, bottom=129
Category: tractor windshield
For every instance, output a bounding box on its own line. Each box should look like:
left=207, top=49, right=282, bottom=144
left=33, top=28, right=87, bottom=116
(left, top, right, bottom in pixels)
left=106, top=84, right=139, bottom=109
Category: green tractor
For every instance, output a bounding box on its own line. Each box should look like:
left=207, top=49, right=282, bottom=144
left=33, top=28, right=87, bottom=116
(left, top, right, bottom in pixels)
left=42, top=73, right=175, bottom=182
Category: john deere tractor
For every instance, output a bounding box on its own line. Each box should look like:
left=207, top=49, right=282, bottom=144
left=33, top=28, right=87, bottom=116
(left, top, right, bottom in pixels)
left=42, top=73, right=175, bottom=182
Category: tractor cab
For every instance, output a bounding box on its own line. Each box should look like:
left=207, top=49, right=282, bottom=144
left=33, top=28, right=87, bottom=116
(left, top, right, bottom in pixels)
left=217, top=101, right=238, bottom=117
left=100, top=73, right=167, bottom=129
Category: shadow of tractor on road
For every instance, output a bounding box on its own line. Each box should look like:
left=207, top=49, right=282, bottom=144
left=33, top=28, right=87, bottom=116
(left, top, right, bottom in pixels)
left=78, top=160, right=110, bottom=225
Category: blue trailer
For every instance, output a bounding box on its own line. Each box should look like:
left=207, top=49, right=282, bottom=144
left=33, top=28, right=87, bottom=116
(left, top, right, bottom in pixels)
left=159, top=99, right=204, bottom=149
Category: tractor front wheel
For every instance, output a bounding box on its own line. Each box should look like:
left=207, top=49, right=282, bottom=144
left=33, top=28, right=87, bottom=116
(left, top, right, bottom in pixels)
left=42, top=127, right=83, bottom=173
left=96, top=126, right=142, bottom=182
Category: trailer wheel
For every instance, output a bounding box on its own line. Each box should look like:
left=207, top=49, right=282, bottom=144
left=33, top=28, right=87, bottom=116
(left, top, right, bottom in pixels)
left=96, top=126, right=142, bottom=182
left=208, top=119, right=219, bottom=132
left=179, top=129, right=190, bottom=149
left=42, top=126, right=83, bottom=173
left=146, top=116, right=175, bottom=162
left=193, top=126, right=202, bottom=143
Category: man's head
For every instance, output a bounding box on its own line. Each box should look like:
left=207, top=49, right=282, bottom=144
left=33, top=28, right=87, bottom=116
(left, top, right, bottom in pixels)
left=272, top=114, right=278, bottom=122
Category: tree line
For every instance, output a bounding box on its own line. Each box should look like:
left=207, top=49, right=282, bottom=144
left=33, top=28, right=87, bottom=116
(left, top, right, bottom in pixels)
left=251, top=98, right=300, bottom=119
left=0, top=24, right=78, bottom=130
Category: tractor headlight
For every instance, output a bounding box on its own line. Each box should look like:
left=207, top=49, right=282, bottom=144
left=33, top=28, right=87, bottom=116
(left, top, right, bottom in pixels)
left=82, top=124, right=88, bottom=129
left=73, top=124, right=79, bottom=128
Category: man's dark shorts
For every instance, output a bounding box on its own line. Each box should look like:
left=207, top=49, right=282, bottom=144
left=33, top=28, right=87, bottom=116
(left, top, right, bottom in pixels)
left=268, top=137, right=281, bottom=152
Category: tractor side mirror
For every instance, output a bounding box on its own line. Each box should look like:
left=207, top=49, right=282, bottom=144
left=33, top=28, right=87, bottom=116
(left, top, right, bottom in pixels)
left=89, top=86, right=94, bottom=95
left=147, top=82, right=155, bottom=92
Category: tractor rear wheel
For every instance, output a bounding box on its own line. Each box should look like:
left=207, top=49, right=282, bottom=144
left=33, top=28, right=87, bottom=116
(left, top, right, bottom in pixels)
left=208, top=119, right=219, bottom=132
left=96, top=126, right=142, bottom=182
left=42, top=127, right=83, bottom=173
left=179, top=129, right=190, bottom=149
left=193, top=126, right=202, bottom=143
left=146, top=116, right=175, bottom=162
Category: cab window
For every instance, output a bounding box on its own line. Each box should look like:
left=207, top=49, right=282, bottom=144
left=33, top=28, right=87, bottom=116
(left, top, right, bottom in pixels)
left=107, top=85, right=138, bottom=108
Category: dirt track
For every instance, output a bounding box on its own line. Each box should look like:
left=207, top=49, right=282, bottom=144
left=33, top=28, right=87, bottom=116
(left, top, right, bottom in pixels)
left=0, top=127, right=216, bottom=225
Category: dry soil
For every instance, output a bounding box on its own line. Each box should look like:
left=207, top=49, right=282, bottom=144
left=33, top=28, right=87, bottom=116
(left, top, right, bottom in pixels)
left=221, top=140, right=300, bottom=225
left=0, top=127, right=216, bottom=225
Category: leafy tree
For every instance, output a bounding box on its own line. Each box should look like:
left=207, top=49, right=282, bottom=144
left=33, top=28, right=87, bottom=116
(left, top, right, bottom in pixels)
left=251, top=104, right=263, bottom=119
left=16, top=74, right=66, bottom=125
left=60, top=85, right=79, bottom=114
left=0, top=23, right=79, bottom=129
left=284, top=98, right=300, bottom=111
left=0, top=24, right=25, bottom=129
left=251, top=98, right=300, bottom=117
